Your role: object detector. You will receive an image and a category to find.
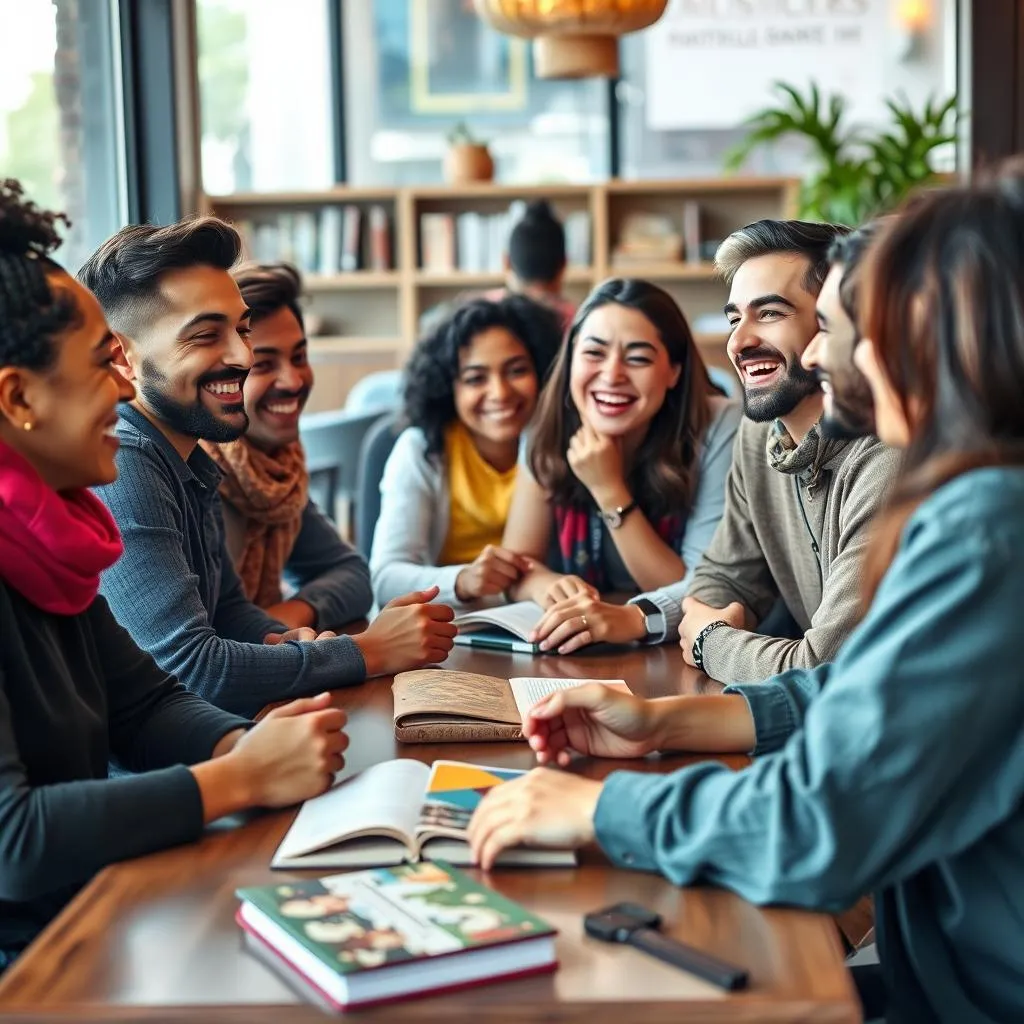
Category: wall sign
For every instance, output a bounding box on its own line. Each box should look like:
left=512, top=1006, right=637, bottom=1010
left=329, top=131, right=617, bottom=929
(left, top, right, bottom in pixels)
left=645, top=0, right=890, bottom=130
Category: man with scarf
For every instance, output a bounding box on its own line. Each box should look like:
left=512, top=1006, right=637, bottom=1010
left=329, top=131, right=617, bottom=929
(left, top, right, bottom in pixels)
left=201, top=262, right=371, bottom=632
left=673, top=219, right=900, bottom=685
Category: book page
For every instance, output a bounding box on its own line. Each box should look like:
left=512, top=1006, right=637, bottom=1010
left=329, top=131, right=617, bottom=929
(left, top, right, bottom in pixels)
left=393, top=670, right=520, bottom=727
left=508, top=677, right=631, bottom=724
left=275, top=760, right=430, bottom=860
left=451, top=600, right=543, bottom=641
left=415, top=761, right=527, bottom=841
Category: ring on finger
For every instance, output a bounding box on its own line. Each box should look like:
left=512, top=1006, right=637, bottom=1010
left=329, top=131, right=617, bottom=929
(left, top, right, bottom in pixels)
left=580, top=614, right=588, bottom=630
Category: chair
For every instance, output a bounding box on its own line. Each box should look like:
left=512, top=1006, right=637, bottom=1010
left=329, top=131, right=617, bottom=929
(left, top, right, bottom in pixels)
left=354, top=411, right=402, bottom=558
left=344, top=369, right=404, bottom=415
left=299, top=408, right=387, bottom=539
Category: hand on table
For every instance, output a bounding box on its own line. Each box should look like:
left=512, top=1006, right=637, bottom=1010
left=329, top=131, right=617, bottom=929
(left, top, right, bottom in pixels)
left=455, top=546, right=532, bottom=602
left=531, top=594, right=646, bottom=654
left=467, top=768, right=602, bottom=870
left=354, top=586, right=457, bottom=675
left=522, top=682, right=660, bottom=766
left=230, top=692, right=348, bottom=806
left=679, top=597, right=746, bottom=668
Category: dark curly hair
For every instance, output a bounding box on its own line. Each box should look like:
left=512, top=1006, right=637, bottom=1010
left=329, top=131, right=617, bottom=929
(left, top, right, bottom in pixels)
left=0, top=179, right=77, bottom=372
left=232, top=261, right=305, bottom=329
left=529, top=278, right=720, bottom=519
left=78, top=216, right=241, bottom=339
left=403, top=293, right=562, bottom=463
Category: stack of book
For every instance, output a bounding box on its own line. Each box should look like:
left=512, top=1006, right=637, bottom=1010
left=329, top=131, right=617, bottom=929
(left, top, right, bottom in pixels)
left=236, top=205, right=394, bottom=277
left=237, top=862, right=558, bottom=1010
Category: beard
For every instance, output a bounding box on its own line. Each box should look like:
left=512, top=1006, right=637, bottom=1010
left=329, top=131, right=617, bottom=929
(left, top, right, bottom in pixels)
left=819, top=373, right=876, bottom=440
left=138, top=358, right=248, bottom=443
left=739, top=359, right=821, bottom=423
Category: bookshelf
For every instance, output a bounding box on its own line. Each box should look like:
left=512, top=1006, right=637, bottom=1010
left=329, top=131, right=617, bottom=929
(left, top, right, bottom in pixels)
left=204, top=177, right=799, bottom=411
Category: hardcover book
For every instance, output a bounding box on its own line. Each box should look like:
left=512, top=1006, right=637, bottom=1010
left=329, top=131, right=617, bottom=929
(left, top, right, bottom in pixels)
left=237, top=861, right=558, bottom=1009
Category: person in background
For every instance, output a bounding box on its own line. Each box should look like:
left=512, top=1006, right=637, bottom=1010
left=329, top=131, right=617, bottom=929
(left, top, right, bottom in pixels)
left=0, top=180, right=347, bottom=969
left=495, top=200, right=576, bottom=331
left=469, top=182, right=1024, bottom=1024
left=503, top=278, right=740, bottom=649
left=674, top=220, right=899, bottom=684
left=79, top=218, right=455, bottom=719
left=370, top=294, right=561, bottom=609
left=200, top=262, right=372, bottom=631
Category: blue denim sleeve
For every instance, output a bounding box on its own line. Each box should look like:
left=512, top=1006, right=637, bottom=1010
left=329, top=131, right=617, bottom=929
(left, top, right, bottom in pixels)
left=593, top=502, right=1024, bottom=911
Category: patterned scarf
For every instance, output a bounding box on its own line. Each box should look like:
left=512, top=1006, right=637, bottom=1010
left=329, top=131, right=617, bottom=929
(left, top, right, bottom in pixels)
left=553, top=504, right=684, bottom=589
left=0, top=439, right=123, bottom=615
left=766, top=420, right=848, bottom=498
left=201, top=438, right=308, bottom=606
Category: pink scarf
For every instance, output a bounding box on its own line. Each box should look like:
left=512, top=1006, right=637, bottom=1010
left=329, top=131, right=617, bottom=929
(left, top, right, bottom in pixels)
left=0, top=439, right=123, bottom=615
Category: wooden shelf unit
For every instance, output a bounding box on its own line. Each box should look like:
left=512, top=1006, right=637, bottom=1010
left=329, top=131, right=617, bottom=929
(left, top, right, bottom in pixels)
left=205, top=177, right=798, bottom=406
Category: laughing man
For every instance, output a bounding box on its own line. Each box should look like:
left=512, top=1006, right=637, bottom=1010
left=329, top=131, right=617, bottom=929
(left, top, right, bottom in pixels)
left=676, top=219, right=900, bottom=684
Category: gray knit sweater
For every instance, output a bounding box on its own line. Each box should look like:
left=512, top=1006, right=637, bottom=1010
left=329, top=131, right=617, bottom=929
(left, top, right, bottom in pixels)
left=686, top=416, right=901, bottom=684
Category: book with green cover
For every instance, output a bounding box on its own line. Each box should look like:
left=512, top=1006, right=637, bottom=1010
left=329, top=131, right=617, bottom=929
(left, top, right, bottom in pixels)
left=236, top=861, right=558, bottom=1009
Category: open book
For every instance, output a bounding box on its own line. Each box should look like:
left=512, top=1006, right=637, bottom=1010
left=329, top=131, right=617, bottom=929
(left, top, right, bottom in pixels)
left=393, top=669, right=630, bottom=743
left=272, top=759, right=576, bottom=869
left=452, top=600, right=543, bottom=653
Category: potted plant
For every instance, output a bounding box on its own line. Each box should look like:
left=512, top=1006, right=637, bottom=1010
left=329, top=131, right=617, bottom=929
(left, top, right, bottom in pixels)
left=444, top=122, right=495, bottom=185
left=725, top=82, right=959, bottom=225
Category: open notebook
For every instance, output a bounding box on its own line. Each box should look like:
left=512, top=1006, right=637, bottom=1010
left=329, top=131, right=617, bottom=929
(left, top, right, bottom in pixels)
left=272, top=759, right=577, bottom=870
left=452, top=601, right=543, bottom=653
left=392, top=670, right=631, bottom=742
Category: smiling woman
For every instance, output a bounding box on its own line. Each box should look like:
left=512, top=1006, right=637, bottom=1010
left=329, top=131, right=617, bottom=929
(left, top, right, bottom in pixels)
left=368, top=294, right=562, bottom=609
left=500, top=278, right=740, bottom=651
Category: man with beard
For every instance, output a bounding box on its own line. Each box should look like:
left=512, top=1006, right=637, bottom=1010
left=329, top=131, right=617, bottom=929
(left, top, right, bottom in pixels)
left=199, top=262, right=372, bottom=631
left=79, top=219, right=456, bottom=718
left=677, top=219, right=899, bottom=684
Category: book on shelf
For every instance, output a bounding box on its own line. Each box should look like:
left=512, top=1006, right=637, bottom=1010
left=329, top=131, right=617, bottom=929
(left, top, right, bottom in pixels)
left=340, top=204, right=362, bottom=272
left=367, top=204, right=392, bottom=271
left=272, top=758, right=577, bottom=870
left=420, top=212, right=457, bottom=272
left=317, top=206, right=342, bottom=276
left=564, top=209, right=592, bottom=267
left=611, top=211, right=683, bottom=266
left=237, top=861, right=558, bottom=1010
left=393, top=669, right=631, bottom=743
left=682, top=200, right=703, bottom=265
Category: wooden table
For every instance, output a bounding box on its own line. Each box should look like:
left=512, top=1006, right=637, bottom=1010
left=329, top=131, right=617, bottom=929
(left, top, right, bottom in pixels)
left=0, top=644, right=860, bottom=1022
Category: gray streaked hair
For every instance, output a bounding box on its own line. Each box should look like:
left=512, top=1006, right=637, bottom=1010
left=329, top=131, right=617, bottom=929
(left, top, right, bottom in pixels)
left=715, top=219, right=851, bottom=294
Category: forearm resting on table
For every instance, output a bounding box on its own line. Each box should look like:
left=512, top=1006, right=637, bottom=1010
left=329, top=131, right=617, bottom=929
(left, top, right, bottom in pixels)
left=263, top=599, right=316, bottom=630
left=650, top=694, right=756, bottom=754
left=190, top=744, right=254, bottom=824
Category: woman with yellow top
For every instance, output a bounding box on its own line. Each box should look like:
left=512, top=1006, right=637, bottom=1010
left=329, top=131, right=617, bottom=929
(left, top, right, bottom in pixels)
left=369, top=295, right=562, bottom=608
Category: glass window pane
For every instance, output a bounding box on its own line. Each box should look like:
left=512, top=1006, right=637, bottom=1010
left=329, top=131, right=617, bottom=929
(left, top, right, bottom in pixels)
left=196, top=0, right=335, bottom=194
left=0, top=0, right=125, bottom=272
left=619, top=4, right=959, bottom=180
left=343, top=0, right=609, bottom=185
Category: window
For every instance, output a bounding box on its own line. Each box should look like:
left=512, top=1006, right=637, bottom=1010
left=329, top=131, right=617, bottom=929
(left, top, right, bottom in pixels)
left=342, top=0, right=610, bottom=185
left=196, top=0, right=335, bottom=195
left=0, top=0, right=126, bottom=272
left=618, top=3, right=960, bottom=180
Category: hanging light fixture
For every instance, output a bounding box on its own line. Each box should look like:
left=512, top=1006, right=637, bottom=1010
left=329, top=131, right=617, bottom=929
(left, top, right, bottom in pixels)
left=473, top=0, right=669, bottom=80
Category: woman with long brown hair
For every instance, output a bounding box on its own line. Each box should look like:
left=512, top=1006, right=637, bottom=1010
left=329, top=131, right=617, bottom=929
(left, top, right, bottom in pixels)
left=502, top=278, right=739, bottom=648
left=469, top=181, right=1024, bottom=1023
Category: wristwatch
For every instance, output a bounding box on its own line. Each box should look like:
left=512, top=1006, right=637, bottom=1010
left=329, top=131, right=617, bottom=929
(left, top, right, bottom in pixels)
left=598, top=499, right=638, bottom=529
left=633, top=597, right=665, bottom=644
left=691, top=620, right=729, bottom=671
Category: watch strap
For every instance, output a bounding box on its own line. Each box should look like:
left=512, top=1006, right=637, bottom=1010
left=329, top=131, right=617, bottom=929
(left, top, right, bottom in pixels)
left=633, top=597, right=664, bottom=644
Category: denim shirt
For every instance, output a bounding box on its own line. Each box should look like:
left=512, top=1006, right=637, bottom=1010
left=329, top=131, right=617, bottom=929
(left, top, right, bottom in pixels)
left=594, top=467, right=1024, bottom=1024
left=95, top=405, right=366, bottom=717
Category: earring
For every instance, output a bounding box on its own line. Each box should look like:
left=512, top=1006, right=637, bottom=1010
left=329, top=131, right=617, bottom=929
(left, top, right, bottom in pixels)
left=22, top=422, right=33, bottom=432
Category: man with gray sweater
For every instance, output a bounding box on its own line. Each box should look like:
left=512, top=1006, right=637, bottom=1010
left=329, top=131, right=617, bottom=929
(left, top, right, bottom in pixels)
left=676, top=220, right=899, bottom=685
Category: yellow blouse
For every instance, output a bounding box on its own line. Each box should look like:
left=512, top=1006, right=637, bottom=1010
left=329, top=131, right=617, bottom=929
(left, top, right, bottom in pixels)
left=437, top=422, right=518, bottom=566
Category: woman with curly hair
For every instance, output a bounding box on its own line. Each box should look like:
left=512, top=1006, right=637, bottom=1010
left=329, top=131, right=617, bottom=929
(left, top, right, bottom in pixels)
left=0, top=181, right=347, bottom=968
left=501, top=278, right=740, bottom=651
left=369, top=294, right=561, bottom=608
